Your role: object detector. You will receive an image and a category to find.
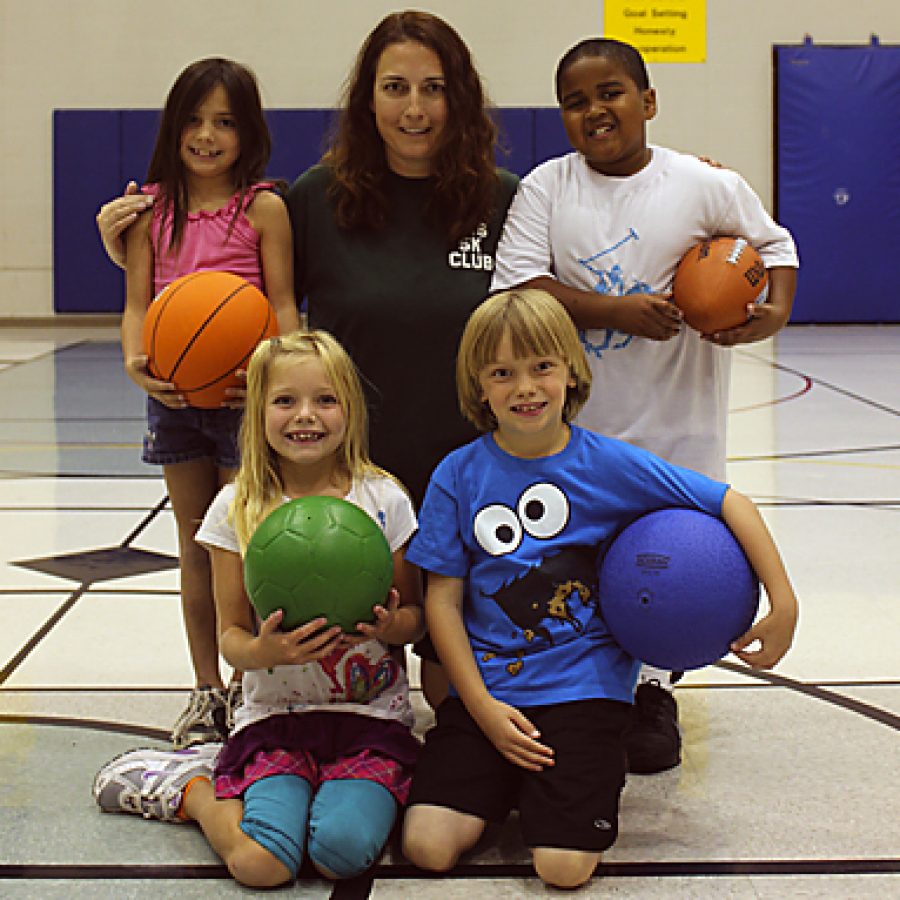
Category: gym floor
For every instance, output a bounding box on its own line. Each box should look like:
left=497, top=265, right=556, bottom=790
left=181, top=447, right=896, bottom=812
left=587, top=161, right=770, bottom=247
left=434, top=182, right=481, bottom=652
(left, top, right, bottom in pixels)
left=0, top=321, right=897, bottom=898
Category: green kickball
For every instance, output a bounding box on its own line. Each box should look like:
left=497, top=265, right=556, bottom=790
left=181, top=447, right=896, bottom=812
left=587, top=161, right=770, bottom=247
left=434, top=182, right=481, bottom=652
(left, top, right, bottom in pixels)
left=243, top=496, right=393, bottom=633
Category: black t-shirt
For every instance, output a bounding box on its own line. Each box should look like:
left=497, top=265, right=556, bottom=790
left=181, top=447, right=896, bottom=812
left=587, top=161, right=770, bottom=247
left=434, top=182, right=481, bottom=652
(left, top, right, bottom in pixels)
left=286, top=165, right=519, bottom=506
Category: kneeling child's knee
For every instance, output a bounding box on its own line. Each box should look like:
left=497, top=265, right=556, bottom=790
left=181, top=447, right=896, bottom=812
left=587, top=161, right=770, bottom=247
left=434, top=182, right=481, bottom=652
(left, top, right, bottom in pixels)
left=532, top=848, right=600, bottom=890
left=227, top=839, right=293, bottom=888
left=308, top=780, right=397, bottom=879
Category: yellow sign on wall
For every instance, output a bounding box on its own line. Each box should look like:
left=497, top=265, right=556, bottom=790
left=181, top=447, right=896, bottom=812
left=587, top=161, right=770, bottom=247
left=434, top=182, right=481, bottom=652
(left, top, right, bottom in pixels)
left=603, top=1, right=706, bottom=63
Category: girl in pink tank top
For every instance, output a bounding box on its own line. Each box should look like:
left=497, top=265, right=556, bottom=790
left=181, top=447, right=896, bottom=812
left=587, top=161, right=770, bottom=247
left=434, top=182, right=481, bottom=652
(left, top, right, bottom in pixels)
left=119, top=58, right=300, bottom=749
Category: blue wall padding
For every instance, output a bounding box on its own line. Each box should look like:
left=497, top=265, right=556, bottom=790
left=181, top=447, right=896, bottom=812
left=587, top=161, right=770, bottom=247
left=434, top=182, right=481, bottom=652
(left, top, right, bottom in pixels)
left=775, top=42, right=900, bottom=322
left=52, top=111, right=125, bottom=313
left=494, top=108, right=536, bottom=180
left=269, top=110, right=334, bottom=185
left=121, top=111, right=161, bottom=189
left=533, top=108, right=572, bottom=166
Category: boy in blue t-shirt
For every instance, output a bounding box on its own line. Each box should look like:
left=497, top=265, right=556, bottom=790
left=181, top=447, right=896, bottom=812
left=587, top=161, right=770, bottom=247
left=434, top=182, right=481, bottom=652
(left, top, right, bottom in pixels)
left=401, top=289, right=798, bottom=890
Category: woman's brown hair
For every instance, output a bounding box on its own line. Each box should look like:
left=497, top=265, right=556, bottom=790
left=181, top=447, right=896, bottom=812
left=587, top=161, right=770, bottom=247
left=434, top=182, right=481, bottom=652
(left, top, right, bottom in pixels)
left=326, top=10, right=500, bottom=245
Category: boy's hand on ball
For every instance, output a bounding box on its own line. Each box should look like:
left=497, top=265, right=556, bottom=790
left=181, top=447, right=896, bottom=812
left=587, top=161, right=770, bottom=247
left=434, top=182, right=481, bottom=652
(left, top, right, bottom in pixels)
left=702, top=302, right=786, bottom=346
left=730, top=604, right=797, bottom=669
left=612, top=293, right=682, bottom=341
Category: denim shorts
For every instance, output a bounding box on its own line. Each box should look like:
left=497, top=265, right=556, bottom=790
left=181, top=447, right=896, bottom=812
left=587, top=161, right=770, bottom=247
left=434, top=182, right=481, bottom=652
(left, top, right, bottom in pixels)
left=142, top=397, right=242, bottom=468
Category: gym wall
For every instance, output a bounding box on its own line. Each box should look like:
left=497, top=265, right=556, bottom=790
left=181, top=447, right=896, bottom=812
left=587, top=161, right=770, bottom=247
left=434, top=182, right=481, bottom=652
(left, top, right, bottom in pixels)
left=2, top=0, right=898, bottom=319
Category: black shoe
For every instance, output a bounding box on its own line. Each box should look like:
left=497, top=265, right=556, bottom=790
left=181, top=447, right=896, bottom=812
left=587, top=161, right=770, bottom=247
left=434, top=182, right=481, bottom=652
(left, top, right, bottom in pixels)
left=624, top=681, right=681, bottom=774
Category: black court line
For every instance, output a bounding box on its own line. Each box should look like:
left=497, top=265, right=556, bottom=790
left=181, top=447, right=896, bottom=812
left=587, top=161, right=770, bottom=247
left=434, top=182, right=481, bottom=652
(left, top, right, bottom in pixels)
left=754, top=498, right=900, bottom=509
left=120, top=495, right=170, bottom=547
left=773, top=364, right=900, bottom=417
left=0, top=587, right=178, bottom=596
left=0, top=471, right=162, bottom=479
left=0, top=586, right=88, bottom=685
left=729, top=442, right=900, bottom=462
left=0, top=416, right=145, bottom=424
left=0, top=507, right=162, bottom=514
left=679, top=678, right=900, bottom=690
left=0, top=686, right=198, bottom=693
left=2, top=857, right=898, bottom=881
left=0, top=495, right=173, bottom=684
left=715, top=660, right=900, bottom=730
left=0, top=714, right=168, bottom=741
left=3, top=707, right=898, bottom=894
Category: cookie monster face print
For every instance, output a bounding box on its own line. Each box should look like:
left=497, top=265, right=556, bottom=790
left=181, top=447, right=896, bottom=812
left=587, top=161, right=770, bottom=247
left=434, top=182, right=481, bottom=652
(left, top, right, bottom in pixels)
left=485, top=545, right=594, bottom=645
left=474, top=482, right=597, bottom=650
left=468, top=477, right=609, bottom=690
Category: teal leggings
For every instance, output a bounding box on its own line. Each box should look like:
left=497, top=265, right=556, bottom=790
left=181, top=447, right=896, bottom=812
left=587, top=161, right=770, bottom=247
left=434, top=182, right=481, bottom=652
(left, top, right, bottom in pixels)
left=240, top=775, right=397, bottom=879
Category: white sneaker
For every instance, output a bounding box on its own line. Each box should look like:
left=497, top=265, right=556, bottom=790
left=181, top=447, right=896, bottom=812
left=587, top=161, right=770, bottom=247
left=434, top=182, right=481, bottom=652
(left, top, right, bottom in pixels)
left=224, top=680, right=243, bottom=732
left=171, top=686, right=227, bottom=749
left=92, top=743, right=221, bottom=821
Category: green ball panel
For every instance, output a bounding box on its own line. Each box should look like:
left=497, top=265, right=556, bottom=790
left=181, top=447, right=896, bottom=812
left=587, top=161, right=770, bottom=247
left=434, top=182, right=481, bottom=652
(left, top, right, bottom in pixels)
left=244, top=496, right=394, bottom=633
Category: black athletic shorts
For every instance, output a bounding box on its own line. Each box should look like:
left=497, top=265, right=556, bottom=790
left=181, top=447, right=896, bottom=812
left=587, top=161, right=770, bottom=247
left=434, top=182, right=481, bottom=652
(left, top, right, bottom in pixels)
left=408, top=696, right=630, bottom=851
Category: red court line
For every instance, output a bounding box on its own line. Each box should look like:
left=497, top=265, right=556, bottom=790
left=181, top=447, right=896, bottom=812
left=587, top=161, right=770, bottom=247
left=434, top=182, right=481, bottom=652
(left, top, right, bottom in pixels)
left=730, top=373, right=813, bottom=414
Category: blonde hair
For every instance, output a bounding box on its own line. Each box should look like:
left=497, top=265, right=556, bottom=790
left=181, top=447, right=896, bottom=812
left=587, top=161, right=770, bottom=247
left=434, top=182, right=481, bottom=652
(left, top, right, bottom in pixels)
left=456, top=289, right=592, bottom=432
left=230, top=330, right=384, bottom=550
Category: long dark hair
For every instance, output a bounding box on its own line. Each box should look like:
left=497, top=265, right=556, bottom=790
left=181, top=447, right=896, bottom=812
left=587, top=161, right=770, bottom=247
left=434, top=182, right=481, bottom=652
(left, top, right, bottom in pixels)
left=327, top=10, right=499, bottom=245
left=145, top=57, right=271, bottom=252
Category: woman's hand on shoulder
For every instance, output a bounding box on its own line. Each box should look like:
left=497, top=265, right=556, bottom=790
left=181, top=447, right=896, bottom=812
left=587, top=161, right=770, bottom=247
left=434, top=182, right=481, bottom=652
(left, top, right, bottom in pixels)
left=97, top=181, right=153, bottom=269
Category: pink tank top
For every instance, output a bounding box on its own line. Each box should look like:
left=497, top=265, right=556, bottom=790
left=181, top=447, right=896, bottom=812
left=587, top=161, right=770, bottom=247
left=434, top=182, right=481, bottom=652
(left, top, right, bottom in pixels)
left=143, top=182, right=273, bottom=295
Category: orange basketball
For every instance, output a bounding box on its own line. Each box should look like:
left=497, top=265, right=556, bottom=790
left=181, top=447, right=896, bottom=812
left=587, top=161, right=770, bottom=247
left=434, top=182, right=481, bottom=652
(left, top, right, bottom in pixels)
left=143, top=271, right=278, bottom=408
left=672, top=237, right=769, bottom=334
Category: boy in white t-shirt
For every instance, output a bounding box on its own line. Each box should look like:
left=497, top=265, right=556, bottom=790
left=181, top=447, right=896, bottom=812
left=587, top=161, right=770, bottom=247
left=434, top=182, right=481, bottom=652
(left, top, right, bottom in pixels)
left=491, top=37, right=799, bottom=774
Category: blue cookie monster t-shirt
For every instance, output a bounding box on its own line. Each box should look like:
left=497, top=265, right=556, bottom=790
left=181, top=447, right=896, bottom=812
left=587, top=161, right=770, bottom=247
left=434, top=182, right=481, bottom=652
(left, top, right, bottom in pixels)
left=407, top=426, right=727, bottom=707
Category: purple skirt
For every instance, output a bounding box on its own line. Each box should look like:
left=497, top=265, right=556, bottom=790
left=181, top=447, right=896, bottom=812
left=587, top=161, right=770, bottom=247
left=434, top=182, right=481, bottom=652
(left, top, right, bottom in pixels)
left=214, top=711, right=420, bottom=804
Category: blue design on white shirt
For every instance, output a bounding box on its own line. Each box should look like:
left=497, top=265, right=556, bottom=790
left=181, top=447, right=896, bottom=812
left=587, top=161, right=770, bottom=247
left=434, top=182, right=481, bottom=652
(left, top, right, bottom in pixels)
left=577, top=228, right=651, bottom=357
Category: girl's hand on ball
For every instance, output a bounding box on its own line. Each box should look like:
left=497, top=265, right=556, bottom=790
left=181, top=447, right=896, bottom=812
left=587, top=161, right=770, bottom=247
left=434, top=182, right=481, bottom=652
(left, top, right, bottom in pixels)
left=347, top=589, right=401, bottom=645
left=125, top=354, right=186, bottom=408
left=222, top=369, right=247, bottom=409
left=253, top=609, right=341, bottom=667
